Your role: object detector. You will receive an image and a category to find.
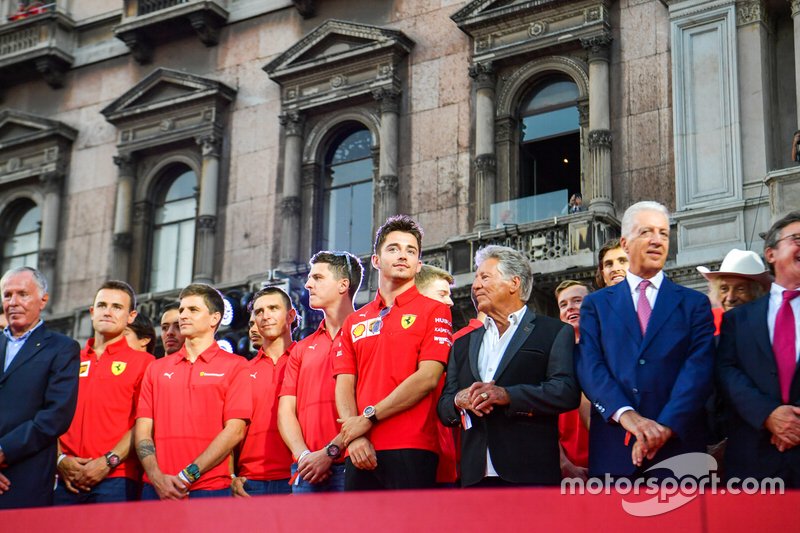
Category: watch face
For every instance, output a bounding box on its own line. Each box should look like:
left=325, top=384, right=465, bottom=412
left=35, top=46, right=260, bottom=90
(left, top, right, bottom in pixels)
left=106, top=454, right=120, bottom=468
left=327, top=444, right=340, bottom=458
left=364, top=405, right=375, bottom=418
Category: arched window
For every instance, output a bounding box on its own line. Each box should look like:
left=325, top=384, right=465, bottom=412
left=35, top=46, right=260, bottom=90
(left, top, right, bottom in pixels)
left=150, top=166, right=197, bottom=292
left=1, top=202, right=41, bottom=272
left=322, top=125, right=373, bottom=255
left=519, top=76, right=581, bottom=200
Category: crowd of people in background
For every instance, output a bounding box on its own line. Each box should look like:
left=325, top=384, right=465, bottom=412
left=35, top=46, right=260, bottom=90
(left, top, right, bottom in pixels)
left=0, top=203, right=799, bottom=509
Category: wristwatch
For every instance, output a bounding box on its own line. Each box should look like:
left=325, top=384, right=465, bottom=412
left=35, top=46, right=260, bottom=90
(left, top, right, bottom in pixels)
left=325, top=443, right=341, bottom=459
left=104, top=452, right=121, bottom=469
left=363, top=405, right=378, bottom=424
left=183, top=463, right=201, bottom=483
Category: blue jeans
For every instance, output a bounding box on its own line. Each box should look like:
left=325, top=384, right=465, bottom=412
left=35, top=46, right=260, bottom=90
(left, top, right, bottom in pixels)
left=241, top=478, right=292, bottom=496
left=291, top=463, right=346, bottom=493
left=54, top=477, right=140, bottom=505
left=141, top=483, right=230, bottom=500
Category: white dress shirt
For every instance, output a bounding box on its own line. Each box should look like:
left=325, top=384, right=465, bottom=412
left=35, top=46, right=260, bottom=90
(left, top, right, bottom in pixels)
left=767, top=283, right=800, bottom=361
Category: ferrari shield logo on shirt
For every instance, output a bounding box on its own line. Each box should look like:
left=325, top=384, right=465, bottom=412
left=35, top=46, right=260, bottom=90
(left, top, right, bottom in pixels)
left=79, top=360, right=91, bottom=377
left=401, top=315, right=417, bottom=329
left=111, top=361, right=127, bottom=376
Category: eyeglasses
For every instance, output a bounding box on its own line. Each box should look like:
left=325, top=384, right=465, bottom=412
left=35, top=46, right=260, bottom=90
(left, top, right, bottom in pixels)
left=370, top=305, right=392, bottom=334
left=776, top=233, right=800, bottom=246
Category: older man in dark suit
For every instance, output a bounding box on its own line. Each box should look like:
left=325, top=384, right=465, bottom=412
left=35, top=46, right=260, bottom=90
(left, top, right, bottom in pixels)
left=717, top=211, right=800, bottom=486
left=438, top=245, right=579, bottom=487
left=0, top=267, right=80, bottom=509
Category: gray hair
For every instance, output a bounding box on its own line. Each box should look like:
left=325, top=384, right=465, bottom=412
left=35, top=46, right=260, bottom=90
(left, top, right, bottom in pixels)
left=0, top=266, right=49, bottom=296
left=474, top=245, right=533, bottom=302
left=621, top=201, right=670, bottom=240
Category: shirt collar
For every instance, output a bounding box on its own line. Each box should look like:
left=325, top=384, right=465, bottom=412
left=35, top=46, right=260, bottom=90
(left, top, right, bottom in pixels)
left=84, top=336, right=130, bottom=356
left=375, top=285, right=420, bottom=309
left=771, top=283, right=800, bottom=299
left=3, top=319, right=43, bottom=342
left=484, top=305, right=527, bottom=331
left=626, top=270, right=664, bottom=291
left=174, top=342, right=223, bottom=364
left=254, top=342, right=295, bottom=362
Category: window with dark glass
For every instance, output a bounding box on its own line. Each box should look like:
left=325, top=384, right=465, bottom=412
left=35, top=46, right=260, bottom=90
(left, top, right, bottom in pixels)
left=1, top=202, right=40, bottom=272
left=322, top=125, right=373, bottom=255
left=519, top=77, right=581, bottom=200
left=150, top=166, right=197, bottom=292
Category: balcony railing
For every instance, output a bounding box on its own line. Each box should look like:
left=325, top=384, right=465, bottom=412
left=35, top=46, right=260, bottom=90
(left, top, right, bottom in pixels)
left=138, top=0, right=191, bottom=16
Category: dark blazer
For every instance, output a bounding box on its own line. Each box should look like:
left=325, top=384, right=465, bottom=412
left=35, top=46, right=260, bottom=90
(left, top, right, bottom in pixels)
left=0, top=325, right=80, bottom=509
left=717, top=295, right=800, bottom=483
left=576, top=276, right=715, bottom=477
left=438, top=308, right=579, bottom=487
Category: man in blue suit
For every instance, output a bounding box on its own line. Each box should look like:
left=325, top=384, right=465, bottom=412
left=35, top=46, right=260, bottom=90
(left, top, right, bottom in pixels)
left=0, top=266, right=80, bottom=509
left=717, top=211, right=800, bottom=486
left=576, top=201, right=715, bottom=477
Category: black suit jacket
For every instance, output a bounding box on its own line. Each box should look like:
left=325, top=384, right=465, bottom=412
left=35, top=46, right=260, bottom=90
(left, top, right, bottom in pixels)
left=438, top=308, right=579, bottom=486
left=717, top=295, right=800, bottom=483
left=0, top=325, right=80, bottom=509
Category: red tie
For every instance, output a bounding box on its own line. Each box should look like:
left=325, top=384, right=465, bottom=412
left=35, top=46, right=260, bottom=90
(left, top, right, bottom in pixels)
left=637, top=280, right=652, bottom=335
left=775, top=290, right=800, bottom=403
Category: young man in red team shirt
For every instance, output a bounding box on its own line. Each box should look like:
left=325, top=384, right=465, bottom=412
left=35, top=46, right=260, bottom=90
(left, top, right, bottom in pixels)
left=278, top=251, right=363, bottom=493
left=335, top=215, right=453, bottom=490
left=56, top=281, right=153, bottom=504
left=135, top=284, right=251, bottom=500
left=231, top=287, right=295, bottom=496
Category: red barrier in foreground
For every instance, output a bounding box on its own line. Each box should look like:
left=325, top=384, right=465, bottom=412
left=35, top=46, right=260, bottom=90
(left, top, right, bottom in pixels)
left=2, top=488, right=797, bottom=532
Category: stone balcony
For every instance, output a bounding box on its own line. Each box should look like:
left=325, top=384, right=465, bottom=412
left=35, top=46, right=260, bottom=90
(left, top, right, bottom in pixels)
left=765, top=165, right=800, bottom=223
left=114, top=0, right=228, bottom=64
left=0, top=5, right=74, bottom=89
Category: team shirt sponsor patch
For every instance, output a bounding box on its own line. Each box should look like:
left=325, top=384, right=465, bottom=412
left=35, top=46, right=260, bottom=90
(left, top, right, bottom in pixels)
left=199, top=372, right=225, bottom=377
left=351, top=318, right=383, bottom=342
left=111, top=361, right=127, bottom=376
left=401, top=314, right=416, bottom=329
left=79, top=360, right=91, bottom=377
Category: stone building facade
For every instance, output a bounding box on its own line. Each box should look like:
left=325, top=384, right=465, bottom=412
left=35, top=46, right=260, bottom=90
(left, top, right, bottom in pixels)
left=0, top=0, right=795, bottom=346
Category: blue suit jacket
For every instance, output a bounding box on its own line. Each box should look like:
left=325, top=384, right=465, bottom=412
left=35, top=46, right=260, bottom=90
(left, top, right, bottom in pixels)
left=0, top=325, right=80, bottom=509
left=576, top=276, right=715, bottom=476
left=716, top=295, right=800, bottom=483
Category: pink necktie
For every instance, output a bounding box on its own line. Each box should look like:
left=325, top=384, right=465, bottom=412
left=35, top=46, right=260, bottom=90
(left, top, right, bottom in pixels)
left=637, top=280, right=652, bottom=335
left=775, top=290, right=800, bottom=403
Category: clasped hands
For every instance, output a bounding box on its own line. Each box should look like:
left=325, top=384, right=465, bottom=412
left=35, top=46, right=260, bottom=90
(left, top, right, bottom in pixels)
left=765, top=405, right=800, bottom=452
left=619, top=411, right=673, bottom=467
left=57, top=455, right=112, bottom=493
left=337, top=416, right=377, bottom=471
left=454, top=381, right=510, bottom=417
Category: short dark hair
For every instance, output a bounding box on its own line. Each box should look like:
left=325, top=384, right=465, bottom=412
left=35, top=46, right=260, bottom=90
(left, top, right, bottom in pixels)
left=374, top=215, right=423, bottom=255
left=98, top=280, right=137, bottom=311
left=764, top=211, right=800, bottom=274
left=595, top=238, right=623, bottom=289
left=127, top=313, right=157, bottom=354
left=179, top=283, right=224, bottom=317
left=310, top=251, right=364, bottom=299
left=161, top=301, right=180, bottom=316
left=252, top=286, right=293, bottom=312
left=555, top=280, right=590, bottom=299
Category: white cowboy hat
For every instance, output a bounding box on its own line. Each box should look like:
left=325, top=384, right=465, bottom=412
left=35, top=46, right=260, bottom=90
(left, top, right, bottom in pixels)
left=697, top=249, right=772, bottom=290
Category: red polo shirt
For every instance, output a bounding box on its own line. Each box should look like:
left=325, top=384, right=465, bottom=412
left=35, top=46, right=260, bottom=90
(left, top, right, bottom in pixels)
left=60, top=337, right=153, bottom=481
left=333, top=286, right=452, bottom=452
left=280, top=321, right=343, bottom=458
left=237, top=343, right=294, bottom=481
left=136, top=343, right=252, bottom=491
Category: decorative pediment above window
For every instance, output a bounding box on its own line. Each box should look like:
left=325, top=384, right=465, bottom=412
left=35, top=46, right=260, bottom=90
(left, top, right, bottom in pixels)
left=451, top=0, right=610, bottom=62
left=0, top=110, right=76, bottom=188
left=264, top=20, right=413, bottom=112
left=101, top=68, right=236, bottom=153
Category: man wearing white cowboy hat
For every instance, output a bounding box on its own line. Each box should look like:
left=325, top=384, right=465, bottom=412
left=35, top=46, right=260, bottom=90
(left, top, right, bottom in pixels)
left=697, top=249, right=772, bottom=314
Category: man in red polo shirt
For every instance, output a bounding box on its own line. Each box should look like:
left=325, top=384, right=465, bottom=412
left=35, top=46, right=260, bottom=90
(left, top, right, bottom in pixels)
left=56, top=281, right=153, bottom=504
left=278, top=251, right=363, bottom=493
left=135, top=284, right=251, bottom=500
left=231, top=287, right=295, bottom=496
left=336, top=215, right=453, bottom=490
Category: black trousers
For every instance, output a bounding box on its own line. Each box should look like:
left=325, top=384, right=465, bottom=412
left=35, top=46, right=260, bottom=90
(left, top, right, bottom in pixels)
left=345, top=449, right=438, bottom=491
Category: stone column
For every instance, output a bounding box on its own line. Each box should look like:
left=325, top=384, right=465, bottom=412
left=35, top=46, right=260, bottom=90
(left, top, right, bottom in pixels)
left=581, top=32, right=614, bottom=215
left=278, top=112, right=304, bottom=270
left=38, top=168, right=63, bottom=295
left=372, top=88, right=401, bottom=223
left=111, top=154, right=135, bottom=281
left=194, top=134, right=221, bottom=284
left=792, top=0, right=800, bottom=128
left=469, top=62, right=497, bottom=231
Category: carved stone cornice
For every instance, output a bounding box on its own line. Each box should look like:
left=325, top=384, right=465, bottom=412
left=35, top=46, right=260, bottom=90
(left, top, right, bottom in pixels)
left=34, top=56, right=71, bottom=90
left=279, top=112, right=305, bottom=137
left=791, top=0, right=800, bottom=18
left=495, top=117, right=516, bottom=144
left=117, top=31, right=154, bottom=64
left=588, top=129, right=612, bottom=149
left=736, top=0, right=768, bottom=26
left=113, top=153, right=136, bottom=176
left=39, top=167, right=65, bottom=194
left=196, top=134, right=222, bottom=158
left=474, top=153, right=497, bottom=173
left=580, top=31, right=613, bottom=61
left=468, top=62, right=496, bottom=90
left=372, top=87, right=401, bottom=115
left=377, top=174, right=399, bottom=194
left=281, top=196, right=302, bottom=217
left=577, top=100, right=590, bottom=125
left=197, top=214, right=217, bottom=231
left=188, top=11, right=224, bottom=47
left=112, top=232, right=133, bottom=249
